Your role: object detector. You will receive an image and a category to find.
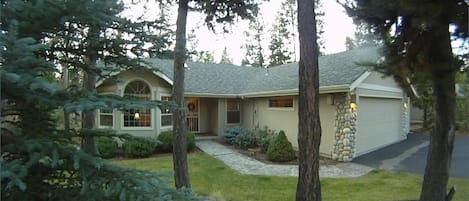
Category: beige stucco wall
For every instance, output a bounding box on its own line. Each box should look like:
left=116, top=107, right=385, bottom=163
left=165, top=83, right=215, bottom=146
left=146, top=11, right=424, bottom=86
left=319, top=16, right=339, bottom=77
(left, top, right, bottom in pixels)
left=240, top=95, right=336, bottom=157
left=216, top=98, right=243, bottom=135
left=198, top=98, right=219, bottom=134
left=96, top=70, right=172, bottom=138
left=208, top=99, right=219, bottom=134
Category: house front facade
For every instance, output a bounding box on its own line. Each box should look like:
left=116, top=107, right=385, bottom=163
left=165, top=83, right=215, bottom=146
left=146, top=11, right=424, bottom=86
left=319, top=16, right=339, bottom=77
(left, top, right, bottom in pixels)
left=96, top=47, right=410, bottom=161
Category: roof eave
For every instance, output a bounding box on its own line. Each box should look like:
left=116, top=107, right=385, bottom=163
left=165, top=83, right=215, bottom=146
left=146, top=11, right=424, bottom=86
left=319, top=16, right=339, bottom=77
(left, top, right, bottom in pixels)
left=319, top=85, right=350, bottom=93
left=241, top=89, right=299, bottom=98
left=184, top=92, right=239, bottom=98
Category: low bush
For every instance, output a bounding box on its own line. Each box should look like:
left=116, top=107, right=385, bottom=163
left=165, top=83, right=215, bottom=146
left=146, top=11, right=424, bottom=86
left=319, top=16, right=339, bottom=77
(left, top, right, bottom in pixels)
left=122, top=138, right=157, bottom=158
left=222, top=126, right=247, bottom=145
left=235, top=131, right=259, bottom=149
left=266, top=131, right=296, bottom=162
left=256, top=127, right=278, bottom=153
left=233, top=126, right=278, bottom=151
left=156, top=131, right=195, bottom=153
left=97, top=137, right=118, bottom=158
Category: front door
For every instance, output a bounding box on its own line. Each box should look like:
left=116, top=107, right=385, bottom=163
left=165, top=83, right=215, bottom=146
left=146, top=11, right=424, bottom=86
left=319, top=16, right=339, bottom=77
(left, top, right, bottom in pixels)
left=186, top=98, right=199, bottom=132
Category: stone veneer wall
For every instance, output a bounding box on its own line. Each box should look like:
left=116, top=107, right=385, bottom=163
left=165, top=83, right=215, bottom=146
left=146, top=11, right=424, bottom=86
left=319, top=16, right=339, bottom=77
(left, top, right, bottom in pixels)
left=332, top=93, right=357, bottom=162
left=401, top=98, right=410, bottom=137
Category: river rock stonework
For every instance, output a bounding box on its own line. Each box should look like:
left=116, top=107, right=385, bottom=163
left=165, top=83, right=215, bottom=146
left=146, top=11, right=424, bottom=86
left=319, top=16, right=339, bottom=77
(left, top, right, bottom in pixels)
left=332, top=93, right=357, bottom=162
left=401, top=98, right=410, bottom=137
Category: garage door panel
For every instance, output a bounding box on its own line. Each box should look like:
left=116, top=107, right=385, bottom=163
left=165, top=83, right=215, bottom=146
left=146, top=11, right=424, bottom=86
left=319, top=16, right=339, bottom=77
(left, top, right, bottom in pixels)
left=356, top=97, right=403, bottom=155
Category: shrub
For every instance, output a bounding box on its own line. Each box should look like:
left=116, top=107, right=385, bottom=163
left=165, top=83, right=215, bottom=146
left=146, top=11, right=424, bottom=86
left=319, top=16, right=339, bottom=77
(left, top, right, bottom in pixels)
left=156, top=131, right=195, bottom=153
left=256, top=127, right=278, bottom=153
left=222, top=126, right=247, bottom=144
left=235, top=131, right=259, bottom=149
left=123, top=138, right=157, bottom=158
left=266, top=131, right=296, bottom=162
left=97, top=137, right=118, bottom=158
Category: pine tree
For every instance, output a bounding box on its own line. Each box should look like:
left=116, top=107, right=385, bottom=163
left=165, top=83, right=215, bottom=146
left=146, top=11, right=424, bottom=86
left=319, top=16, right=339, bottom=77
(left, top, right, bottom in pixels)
left=268, top=0, right=325, bottom=66
left=171, top=0, right=259, bottom=189
left=269, top=0, right=294, bottom=66
left=196, top=51, right=216, bottom=63
left=1, top=1, right=188, bottom=200
left=342, top=1, right=468, bottom=200
left=219, top=47, right=233, bottom=64
left=345, top=22, right=381, bottom=50
left=241, top=15, right=266, bottom=67
left=314, top=0, right=325, bottom=54
left=296, top=0, right=322, bottom=200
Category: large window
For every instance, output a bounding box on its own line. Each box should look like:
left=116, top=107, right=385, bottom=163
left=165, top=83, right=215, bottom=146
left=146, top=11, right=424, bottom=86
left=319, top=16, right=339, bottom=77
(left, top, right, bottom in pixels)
left=160, top=95, right=172, bottom=127
left=268, top=96, right=293, bottom=108
left=227, top=99, right=240, bottom=124
left=98, top=109, right=113, bottom=127
left=123, top=80, right=151, bottom=128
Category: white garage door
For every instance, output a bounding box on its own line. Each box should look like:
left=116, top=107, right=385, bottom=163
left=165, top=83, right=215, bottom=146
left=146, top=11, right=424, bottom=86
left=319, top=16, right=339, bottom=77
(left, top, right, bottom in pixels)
left=355, top=97, right=403, bottom=156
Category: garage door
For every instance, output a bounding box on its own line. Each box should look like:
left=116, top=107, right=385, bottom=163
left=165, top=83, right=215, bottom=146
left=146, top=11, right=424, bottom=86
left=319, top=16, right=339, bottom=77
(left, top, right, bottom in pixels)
left=355, top=97, right=403, bottom=156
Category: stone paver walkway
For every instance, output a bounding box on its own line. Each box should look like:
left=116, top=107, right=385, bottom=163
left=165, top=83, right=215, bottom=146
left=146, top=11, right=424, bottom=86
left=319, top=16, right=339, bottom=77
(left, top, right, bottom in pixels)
left=196, top=140, right=374, bottom=178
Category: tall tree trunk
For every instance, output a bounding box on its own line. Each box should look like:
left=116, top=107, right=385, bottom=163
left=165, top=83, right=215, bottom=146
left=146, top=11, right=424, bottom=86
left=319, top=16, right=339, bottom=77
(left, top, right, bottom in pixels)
left=81, top=70, right=98, bottom=155
left=423, top=106, right=428, bottom=128
left=419, top=24, right=456, bottom=201
left=296, top=0, right=321, bottom=200
left=466, top=66, right=469, bottom=132
left=62, top=63, right=70, bottom=131
left=81, top=27, right=99, bottom=155
left=172, top=0, right=191, bottom=189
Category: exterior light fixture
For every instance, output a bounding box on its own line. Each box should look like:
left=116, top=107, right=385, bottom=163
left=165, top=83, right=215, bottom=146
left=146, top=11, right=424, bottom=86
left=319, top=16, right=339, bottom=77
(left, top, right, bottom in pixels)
left=134, top=112, right=140, bottom=120
left=350, top=103, right=357, bottom=112
left=403, top=102, right=408, bottom=109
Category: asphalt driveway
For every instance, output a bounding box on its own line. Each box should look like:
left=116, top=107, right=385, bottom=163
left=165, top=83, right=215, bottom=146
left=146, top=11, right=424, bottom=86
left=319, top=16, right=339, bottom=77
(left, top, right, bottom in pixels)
left=352, top=133, right=469, bottom=178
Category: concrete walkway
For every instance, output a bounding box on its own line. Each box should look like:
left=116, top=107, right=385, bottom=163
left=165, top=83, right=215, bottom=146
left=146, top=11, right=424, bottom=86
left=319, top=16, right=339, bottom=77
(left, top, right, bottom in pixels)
left=196, top=140, right=374, bottom=178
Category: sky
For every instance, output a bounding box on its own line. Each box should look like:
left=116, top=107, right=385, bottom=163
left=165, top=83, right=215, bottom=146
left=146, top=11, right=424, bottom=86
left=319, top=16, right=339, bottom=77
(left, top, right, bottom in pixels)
left=123, top=1, right=357, bottom=65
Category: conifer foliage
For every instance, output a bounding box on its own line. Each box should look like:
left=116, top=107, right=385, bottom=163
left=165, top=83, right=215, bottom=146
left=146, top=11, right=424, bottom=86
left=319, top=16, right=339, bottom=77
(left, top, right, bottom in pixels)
left=1, top=0, right=189, bottom=200
left=342, top=1, right=468, bottom=200
left=171, top=0, right=261, bottom=189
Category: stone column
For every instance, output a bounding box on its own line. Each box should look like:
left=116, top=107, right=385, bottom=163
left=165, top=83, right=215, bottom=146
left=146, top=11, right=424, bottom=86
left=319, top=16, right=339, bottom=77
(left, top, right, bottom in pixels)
left=332, top=93, right=357, bottom=162
left=401, top=97, right=410, bottom=137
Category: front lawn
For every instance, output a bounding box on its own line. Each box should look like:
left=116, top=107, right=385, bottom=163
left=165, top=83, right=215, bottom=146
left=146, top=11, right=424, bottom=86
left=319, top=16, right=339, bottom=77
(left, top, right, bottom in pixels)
left=116, top=152, right=469, bottom=201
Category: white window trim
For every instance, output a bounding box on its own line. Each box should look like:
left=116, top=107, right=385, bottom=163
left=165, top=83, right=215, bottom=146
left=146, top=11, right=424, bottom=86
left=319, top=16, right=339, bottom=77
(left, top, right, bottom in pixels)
left=98, top=109, right=114, bottom=128
left=97, top=92, right=115, bottom=128
left=120, top=79, right=154, bottom=130
left=267, top=96, right=295, bottom=111
left=160, top=93, right=173, bottom=129
left=226, top=99, right=241, bottom=125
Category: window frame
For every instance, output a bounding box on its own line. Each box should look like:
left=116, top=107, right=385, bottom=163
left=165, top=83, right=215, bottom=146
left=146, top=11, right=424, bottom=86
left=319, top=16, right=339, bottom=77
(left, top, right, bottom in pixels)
left=226, top=99, right=241, bottom=124
left=160, top=94, right=173, bottom=128
left=121, top=79, right=153, bottom=130
left=98, top=108, right=114, bottom=128
left=268, top=96, right=294, bottom=110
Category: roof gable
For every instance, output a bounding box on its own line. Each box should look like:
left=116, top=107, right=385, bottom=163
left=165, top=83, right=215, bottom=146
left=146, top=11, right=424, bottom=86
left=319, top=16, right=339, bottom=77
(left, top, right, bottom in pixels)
left=101, top=47, right=382, bottom=96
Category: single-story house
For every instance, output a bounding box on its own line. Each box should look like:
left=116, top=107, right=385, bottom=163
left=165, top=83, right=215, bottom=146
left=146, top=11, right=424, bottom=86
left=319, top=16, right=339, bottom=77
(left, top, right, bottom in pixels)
left=96, top=47, right=410, bottom=161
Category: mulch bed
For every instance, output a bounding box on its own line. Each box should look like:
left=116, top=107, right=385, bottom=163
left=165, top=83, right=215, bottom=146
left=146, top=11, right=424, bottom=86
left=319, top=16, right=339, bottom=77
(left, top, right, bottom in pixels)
left=214, top=139, right=339, bottom=166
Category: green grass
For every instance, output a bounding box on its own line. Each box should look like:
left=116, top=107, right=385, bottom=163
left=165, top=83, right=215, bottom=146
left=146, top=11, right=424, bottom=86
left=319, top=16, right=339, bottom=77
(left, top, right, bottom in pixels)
left=116, top=152, right=469, bottom=201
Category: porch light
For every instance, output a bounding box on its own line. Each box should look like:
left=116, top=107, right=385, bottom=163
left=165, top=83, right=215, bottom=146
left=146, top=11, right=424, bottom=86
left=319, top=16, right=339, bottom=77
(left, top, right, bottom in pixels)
left=350, top=103, right=357, bottom=112
left=134, top=112, right=140, bottom=120
left=403, top=102, right=408, bottom=109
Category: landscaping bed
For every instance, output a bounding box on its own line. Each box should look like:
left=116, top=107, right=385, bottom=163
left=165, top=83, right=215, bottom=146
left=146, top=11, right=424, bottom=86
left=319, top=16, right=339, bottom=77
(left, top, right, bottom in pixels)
left=215, top=139, right=338, bottom=166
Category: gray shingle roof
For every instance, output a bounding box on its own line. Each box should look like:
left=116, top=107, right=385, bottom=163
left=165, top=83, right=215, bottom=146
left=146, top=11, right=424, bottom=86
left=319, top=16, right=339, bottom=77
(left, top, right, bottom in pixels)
left=142, top=46, right=381, bottom=95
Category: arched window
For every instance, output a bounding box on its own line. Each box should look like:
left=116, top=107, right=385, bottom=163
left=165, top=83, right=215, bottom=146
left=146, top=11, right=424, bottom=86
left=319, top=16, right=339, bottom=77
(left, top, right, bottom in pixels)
left=123, top=80, right=151, bottom=127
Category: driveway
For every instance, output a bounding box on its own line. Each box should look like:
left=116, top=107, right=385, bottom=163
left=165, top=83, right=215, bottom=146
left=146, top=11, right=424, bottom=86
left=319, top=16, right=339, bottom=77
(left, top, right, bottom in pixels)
left=352, top=133, right=469, bottom=178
